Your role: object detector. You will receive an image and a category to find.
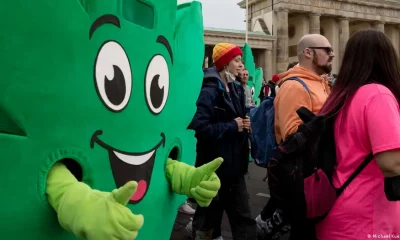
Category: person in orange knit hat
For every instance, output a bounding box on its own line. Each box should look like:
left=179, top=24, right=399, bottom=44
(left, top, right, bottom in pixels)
left=188, top=43, right=256, bottom=240
left=212, top=43, right=243, bottom=71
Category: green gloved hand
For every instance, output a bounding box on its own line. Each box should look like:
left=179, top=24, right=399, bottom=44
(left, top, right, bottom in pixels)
left=165, top=157, right=223, bottom=207
left=46, top=162, right=144, bottom=240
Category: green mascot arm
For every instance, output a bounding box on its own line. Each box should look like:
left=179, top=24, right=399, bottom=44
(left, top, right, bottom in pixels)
left=165, top=158, right=223, bottom=207
left=46, top=162, right=144, bottom=240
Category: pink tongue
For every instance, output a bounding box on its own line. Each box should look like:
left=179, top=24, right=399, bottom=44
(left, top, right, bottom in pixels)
left=130, top=180, right=147, bottom=201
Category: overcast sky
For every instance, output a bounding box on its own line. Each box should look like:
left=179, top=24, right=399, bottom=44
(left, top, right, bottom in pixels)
left=177, top=0, right=246, bottom=30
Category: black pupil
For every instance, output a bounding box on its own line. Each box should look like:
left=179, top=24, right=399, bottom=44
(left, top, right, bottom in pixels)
left=105, top=65, right=126, bottom=105
left=150, top=74, right=164, bottom=109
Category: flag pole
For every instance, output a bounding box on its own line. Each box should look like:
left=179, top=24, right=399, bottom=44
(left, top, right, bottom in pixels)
left=245, top=0, right=249, bottom=43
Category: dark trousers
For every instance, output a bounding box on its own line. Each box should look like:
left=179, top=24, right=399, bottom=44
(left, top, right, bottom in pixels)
left=260, top=197, right=275, bottom=221
left=192, top=176, right=256, bottom=240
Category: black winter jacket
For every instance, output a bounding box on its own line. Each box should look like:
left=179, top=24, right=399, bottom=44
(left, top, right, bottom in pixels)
left=189, top=67, right=249, bottom=182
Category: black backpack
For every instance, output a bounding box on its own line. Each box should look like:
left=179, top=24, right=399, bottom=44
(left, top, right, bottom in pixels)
left=266, top=81, right=277, bottom=97
left=260, top=107, right=374, bottom=239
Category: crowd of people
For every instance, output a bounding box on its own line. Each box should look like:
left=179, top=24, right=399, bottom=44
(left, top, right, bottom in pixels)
left=180, top=29, right=400, bottom=240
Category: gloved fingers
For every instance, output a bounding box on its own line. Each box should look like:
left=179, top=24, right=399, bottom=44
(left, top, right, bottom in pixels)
left=112, top=225, right=139, bottom=240
left=195, top=183, right=218, bottom=199
left=199, top=178, right=221, bottom=191
left=191, top=192, right=211, bottom=208
left=110, top=224, right=140, bottom=240
left=198, top=157, right=223, bottom=174
left=197, top=200, right=212, bottom=207
left=190, top=187, right=210, bottom=203
left=112, top=181, right=138, bottom=206
left=127, top=231, right=139, bottom=240
left=90, top=205, right=142, bottom=240
left=86, top=221, right=139, bottom=240
left=121, top=211, right=144, bottom=232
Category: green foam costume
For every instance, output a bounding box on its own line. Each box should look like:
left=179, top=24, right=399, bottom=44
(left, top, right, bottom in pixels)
left=242, top=42, right=260, bottom=104
left=242, top=42, right=256, bottom=87
left=253, top=68, right=264, bottom=105
left=241, top=43, right=264, bottom=106
left=0, top=0, right=222, bottom=239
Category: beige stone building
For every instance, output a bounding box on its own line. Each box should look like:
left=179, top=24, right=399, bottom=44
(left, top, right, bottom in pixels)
left=204, top=0, right=400, bottom=81
left=204, top=27, right=276, bottom=80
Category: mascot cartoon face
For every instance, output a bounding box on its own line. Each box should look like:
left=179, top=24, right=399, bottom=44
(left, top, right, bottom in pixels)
left=0, top=0, right=203, bottom=239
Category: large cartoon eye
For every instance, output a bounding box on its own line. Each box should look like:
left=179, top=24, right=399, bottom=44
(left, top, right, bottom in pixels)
left=95, top=41, right=132, bottom=112
left=251, top=87, right=255, bottom=97
left=145, top=55, right=169, bottom=114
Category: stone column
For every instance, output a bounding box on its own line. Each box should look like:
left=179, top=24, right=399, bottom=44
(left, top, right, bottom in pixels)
left=339, top=18, right=350, bottom=65
left=309, top=13, right=321, bottom=34
left=266, top=49, right=273, bottom=80
left=275, top=9, right=289, bottom=73
left=247, top=4, right=252, bottom=33
left=256, top=49, right=266, bottom=77
left=397, top=25, right=400, bottom=59
left=372, top=21, right=385, bottom=32
left=393, top=25, right=400, bottom=58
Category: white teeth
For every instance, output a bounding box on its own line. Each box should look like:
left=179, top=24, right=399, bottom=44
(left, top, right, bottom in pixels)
left=113, top=150, right=155, bottom=165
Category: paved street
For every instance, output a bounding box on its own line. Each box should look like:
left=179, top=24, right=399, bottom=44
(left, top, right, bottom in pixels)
left=170, top=162, right=290, bottom=240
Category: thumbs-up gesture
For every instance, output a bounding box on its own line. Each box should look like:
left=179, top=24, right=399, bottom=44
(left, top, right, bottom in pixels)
left=47, top=167, right=143, bottom=240
left=165, top=157, right=223, bottom=207
left=58, top=182, right=143, bottom=240
left=50, top=178, right=144, bottom=240
left=46, top=163, right=144, bottom=240
left=189, top=158, right=223, bottom=207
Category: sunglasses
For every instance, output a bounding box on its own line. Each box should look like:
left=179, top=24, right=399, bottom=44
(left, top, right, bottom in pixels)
left=308, top=47, right=333, bottom=55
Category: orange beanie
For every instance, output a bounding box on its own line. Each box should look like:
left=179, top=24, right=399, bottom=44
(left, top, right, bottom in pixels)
left=212, top=43, right=243, bottom=71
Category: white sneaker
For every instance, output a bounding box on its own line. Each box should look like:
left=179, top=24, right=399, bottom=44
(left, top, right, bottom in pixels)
left=255, top=214, right=272, bottom=234
left=255, top=213, right=290, bottom=239
left=179, top=201, right=196, bottom=215
left=213, top=236, right=224, bottom=240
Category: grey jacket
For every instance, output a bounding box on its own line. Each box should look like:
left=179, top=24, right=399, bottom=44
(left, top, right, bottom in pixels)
left=243, top=84, right=253, bottom=107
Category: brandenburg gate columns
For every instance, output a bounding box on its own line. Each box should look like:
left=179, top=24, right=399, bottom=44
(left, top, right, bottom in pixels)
left=339, top=18, right=350, bottom=65
left=387, top=25, right=400, bottom=57
left=275, top=8, right=289, bottom=74
left=396, top=26, right=400, bottom=57
left=309, top=13, right=321, bottom=34
left=265, top=49, right=273, bottom=81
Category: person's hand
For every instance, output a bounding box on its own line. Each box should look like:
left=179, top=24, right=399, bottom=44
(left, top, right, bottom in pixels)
left=234, top=117, right=243, bottom=132
left=243, top=118, right=251, bottom=132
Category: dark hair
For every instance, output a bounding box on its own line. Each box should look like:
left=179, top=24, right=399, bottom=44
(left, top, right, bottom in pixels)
left=287, top=62, right=298, bottom=70
left=319, top=30, right=400, bottom=117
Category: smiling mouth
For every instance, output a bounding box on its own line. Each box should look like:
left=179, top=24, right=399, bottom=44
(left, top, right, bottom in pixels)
left=91, top=130, right=165, bottom=204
